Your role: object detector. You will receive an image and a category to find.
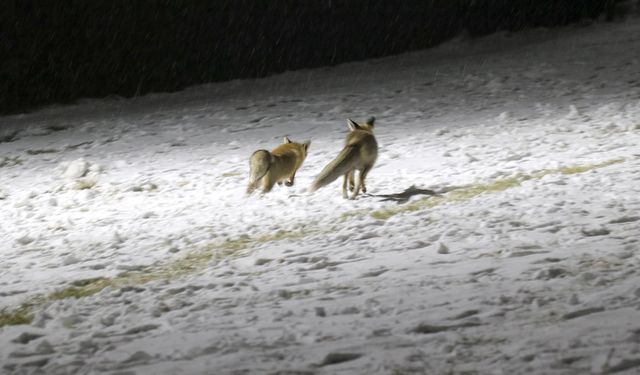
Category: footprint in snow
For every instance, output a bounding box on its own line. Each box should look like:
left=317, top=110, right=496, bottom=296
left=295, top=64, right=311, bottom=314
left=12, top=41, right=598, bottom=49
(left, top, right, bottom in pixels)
left=0, top=130, right=21, bottom=143
left=609, top=216, right=640, bottom=224
left=581, top=227, right=610, bottom=236
left=11, top=332, right=45, bottom=344
left=359, top=268, right=388, bottom=278
left=409, top=321, right=480, bottom=335
left=123, top=350, right=153, bottom=365
left=123, top=324, right=160, bottom=336
left=315, top=352, right=363, bottom=367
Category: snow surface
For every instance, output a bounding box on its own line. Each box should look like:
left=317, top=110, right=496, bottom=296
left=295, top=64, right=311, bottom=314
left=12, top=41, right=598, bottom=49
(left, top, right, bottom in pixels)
left=2, top=17, right=640, bottom=375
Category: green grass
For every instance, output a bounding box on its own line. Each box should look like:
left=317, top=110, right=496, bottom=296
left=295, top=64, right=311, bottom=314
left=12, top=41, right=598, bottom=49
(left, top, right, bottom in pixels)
left=0, top=158, right=625, bottom=327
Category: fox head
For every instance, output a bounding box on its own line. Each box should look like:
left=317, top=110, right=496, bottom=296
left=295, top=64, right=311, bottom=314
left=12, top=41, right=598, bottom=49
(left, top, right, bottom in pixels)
left=347, top=117, right=375, bottom=133
left=283, top=136, right=311, bottom=158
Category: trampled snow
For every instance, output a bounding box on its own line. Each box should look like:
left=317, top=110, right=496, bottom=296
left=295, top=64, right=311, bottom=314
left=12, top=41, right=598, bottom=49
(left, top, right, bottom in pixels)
left=1, top=17, right=640, bottom=375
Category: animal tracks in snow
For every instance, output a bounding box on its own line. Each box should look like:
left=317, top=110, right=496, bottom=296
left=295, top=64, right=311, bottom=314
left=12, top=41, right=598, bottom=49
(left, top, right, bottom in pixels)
left=2, top=17, right=640, bottom=375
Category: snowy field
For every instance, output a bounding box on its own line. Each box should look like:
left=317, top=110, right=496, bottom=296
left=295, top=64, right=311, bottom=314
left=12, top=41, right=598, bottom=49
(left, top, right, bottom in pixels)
left=2, top=16, right=640, bottom=375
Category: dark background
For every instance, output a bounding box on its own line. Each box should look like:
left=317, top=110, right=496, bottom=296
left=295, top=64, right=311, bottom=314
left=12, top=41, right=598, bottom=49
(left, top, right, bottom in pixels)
left=0, top=0, right=620, bottom=115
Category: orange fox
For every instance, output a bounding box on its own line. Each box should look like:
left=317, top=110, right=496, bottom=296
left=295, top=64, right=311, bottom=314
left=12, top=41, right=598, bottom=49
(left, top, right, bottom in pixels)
left=246, top=137, right=311, bottom=195
left=309, top=117, right=378, bottom=199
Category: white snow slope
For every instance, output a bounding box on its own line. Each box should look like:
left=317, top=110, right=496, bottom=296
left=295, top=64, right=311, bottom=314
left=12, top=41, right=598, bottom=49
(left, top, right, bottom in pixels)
left=2, top=17, right=640, bottom=375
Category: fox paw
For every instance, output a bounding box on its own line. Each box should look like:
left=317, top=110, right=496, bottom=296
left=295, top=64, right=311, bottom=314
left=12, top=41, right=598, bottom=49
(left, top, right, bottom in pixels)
left=285, top=180, right=294, bottom=187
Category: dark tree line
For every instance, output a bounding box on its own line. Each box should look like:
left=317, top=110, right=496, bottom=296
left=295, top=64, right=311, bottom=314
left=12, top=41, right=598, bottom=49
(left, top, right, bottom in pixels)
left=0, top=0, right=617, bottom=115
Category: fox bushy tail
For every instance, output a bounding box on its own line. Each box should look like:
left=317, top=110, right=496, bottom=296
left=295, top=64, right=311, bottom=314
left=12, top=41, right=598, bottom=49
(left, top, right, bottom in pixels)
left=309, top=145, right=358, bottom=192
left=247, top=150, right=273, bottom=194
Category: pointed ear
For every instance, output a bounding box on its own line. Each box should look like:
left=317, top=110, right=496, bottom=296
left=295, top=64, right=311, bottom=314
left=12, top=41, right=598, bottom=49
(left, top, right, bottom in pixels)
left=303, top=140, right=311, bottom=152
left=283, top=136, right=292, bottom=144
left=347, top=119, right=360, bottom=131
left=365, top=116, right=375, bottom=127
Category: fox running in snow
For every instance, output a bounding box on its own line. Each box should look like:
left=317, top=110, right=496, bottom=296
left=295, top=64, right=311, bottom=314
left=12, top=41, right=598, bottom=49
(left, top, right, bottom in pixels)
left=309, top=117, right=378, bottom=199
left=246, top=136, right=311, bottom=195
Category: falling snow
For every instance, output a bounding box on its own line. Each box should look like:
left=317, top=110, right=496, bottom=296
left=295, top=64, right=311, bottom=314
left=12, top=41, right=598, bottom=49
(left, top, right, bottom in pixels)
left=1, top=16, right=640, bottom=375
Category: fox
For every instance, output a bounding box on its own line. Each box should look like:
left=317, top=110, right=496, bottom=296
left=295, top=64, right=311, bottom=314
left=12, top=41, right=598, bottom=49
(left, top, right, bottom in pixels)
left=246, top=136, right=311, bottom=195
left=309, top=117, right=378, bottom=199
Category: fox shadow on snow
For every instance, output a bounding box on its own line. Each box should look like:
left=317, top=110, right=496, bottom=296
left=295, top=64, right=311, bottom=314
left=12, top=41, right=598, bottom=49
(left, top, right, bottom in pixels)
left=363, top=185, right=439, bottom=204
left=288, top=185, right=439, bottom=203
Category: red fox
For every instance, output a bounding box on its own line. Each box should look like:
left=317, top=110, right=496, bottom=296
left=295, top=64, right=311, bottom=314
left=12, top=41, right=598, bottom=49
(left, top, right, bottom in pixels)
left=309, top=117, right=378, bottom=199
left=246, top=137, right=311, bottom=195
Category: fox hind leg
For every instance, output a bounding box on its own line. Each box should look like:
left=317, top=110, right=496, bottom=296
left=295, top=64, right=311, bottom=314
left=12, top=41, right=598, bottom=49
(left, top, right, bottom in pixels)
left=262, top=175, right=277, bottom=193
left=342, top=172, right=350, bottom=199
left=350, top=167, right=370, bottom=199
left=359, top=166, right=371, bottom=194
left=246, top=181, right=258, bottom=195
left=348, top=171, right=355, bottom=192
left=285, top=170, right=297, bottom=187
left=246, top=176, right=262, bottom=195
left=350, top=171, right=361, bottom=200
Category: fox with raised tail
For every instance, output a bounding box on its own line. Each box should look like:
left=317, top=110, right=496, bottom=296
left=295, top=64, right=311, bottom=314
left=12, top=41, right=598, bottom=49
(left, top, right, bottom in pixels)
left=309, top=117, right=378, bottom=199
left=246, top=136, right=311, bottom=195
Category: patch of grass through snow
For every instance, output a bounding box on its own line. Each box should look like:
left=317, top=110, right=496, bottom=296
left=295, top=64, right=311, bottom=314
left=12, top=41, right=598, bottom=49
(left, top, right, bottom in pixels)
left=48, top=278, right=113, bottom=300
left=340, top=209, right=370, bottom=220
left=0, top=158, right=624, bottom=327
left=0, top=305, right=34, bottom=326
left=0, top=229, right=307, bottom=328
left=221, top=171, right=242, bottom=177
left=370, top=158, right=624, bottom=220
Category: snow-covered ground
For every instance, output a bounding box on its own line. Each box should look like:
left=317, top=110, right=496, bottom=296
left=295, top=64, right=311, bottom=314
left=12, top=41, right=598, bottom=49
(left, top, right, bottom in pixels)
left=2, top=16, right=640, bottom=375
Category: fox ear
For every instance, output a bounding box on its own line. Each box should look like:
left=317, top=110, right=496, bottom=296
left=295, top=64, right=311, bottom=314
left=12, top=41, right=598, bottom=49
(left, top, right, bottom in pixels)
left=303, top=140, right=311, bottom=152
left=347, top=119, right=360, bottom=131
left=283, top=136, right=292, bottom=144
left=365, top=116, right=375, bottom=127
